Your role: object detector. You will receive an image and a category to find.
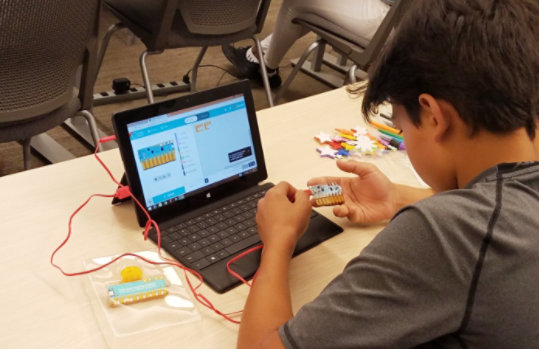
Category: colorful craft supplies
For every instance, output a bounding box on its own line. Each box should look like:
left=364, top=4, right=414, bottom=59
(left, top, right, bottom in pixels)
left=314, top=125, right=405, bottom=160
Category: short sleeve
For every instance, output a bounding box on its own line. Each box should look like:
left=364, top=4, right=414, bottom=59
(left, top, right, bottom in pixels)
left=280, top=205, right=476, bottom=348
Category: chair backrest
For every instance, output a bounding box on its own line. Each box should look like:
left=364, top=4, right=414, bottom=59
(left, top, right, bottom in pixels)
left=0, top=0, right=100, bottom=125
left=293, top=0, right=410, bottom=70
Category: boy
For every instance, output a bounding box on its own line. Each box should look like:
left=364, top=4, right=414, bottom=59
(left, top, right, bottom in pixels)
left=237, top=0, right=539, bottom=348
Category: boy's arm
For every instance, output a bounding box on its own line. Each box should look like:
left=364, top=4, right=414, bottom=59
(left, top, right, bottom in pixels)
left=237, top=245, right=291, bottom=349
left=392, top=183, right=435, bottom=211
left=237, top=182, right=312, bottom=349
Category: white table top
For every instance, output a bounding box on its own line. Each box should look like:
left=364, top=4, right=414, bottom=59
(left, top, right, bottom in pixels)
left=0, top=88, right=422, bottom=348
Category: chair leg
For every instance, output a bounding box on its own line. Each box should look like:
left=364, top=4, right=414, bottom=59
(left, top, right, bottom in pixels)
left=22, top=138, right=32, bottom=170
left=348, top=65, right=358, bottom=84
left=190, top=46, right=207, bottom=93
left=310, top=36, right=325, bottom=71
left=253, top=36, right=274, bottom=107
left=78, top=110, right=102, bottom=152
left=274, top=40, right=321, bottom=105
left=140, top=50, right=163, bottom=104
left=96, top=23, right=126, bottom=79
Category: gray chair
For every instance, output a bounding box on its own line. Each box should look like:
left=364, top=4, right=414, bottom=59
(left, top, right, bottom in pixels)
left=274, top=0, right=410, bottom=104
left=0, top=0, right=102, bottom=170
left=98, top=0, right=274, bottom=106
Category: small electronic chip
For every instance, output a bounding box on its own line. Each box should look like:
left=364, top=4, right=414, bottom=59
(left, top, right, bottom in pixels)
left=108, top=276, right=168, bottom=306
left=308, top=184, right=345, bottom=206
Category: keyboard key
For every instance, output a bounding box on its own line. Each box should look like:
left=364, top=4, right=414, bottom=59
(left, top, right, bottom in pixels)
left=220, top=237, right=233, bottom=247
left=226, top=227, right=238, bottom=235
left=198, top=229, right=210, bottom=237
left=184, top=251, right=204, bottom=264
left=242, top=211, right=253, bottom=220
left=225, top=235, right=261, bottom=255
left=178, top=228, right=190, bottom=236
left=189, top=242, right=202, bottom=251
left=206, top=255, right=220, bottom=264
left=212, top=242, right=224, bottom=250
left=217, top=230, right=229, bottom=239
left=232, top=215, right=245, bottom=224
left=176, top=247, right=192, bottom=256
left=201, top=246, right=215, bottom=256
left=223, top=211, right=235, bottom=219
left=187, top=225, right=199, bottom=233
left=213, top=214, right=224, bottom=222
left=217, top=250, right=228, bottom=260
left=169, top=242, right=180, bottom=250
left=198, top=238, right=210, bottom=247
left=245, top=219, right=257, bottom=228
left=192, top=258, right=210, bottom=270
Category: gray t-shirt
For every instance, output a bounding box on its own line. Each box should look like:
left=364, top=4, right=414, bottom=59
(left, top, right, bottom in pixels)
left=280, top=162, right=539, bottom=348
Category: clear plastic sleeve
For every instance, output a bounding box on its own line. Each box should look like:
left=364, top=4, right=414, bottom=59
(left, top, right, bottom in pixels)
left=83, top=251, right=200, bottom=347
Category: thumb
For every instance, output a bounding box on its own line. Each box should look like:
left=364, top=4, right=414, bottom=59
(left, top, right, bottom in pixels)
left=336, top=160, right=377, bottom=177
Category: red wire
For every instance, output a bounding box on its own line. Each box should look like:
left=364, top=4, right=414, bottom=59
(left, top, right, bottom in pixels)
left=226, top=245, right=263, bottom=286
left=50, top=137, right=262, bottom=324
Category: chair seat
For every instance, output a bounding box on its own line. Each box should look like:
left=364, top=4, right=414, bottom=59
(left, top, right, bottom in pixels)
left=105, top=0, right=161, bottom=39
left=166, top=16, right=259, bottom=47
left=106, top=0, right=260, bottom=49
left=293, top=13, right=371, bottom=49
left=0, top=96, right=80, bottom=142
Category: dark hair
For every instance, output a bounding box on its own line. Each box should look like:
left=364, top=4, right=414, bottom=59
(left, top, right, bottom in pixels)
left=362, top=0, right=539, bottom=138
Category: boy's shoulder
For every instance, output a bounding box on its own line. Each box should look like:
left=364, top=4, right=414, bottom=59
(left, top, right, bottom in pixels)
left=400, top=162, right=539, bottom=228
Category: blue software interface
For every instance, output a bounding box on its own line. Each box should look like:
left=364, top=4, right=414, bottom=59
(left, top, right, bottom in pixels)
left=127, top=94, right=258, bottom=210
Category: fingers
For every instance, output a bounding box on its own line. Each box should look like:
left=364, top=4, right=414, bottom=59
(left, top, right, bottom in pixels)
left=270, top=181, right=310, bottom=205
left=333, top=204, right=350, bottom=218
left=308, top=161, right=379, bottom=187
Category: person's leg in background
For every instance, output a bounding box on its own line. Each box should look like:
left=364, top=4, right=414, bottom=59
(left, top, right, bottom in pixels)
left=222, top=0, right=390, bottom=88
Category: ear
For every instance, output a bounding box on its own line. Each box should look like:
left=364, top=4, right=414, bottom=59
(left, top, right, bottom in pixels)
left=418, top=94, right=451, bottom=142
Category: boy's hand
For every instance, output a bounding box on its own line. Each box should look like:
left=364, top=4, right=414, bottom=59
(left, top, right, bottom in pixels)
left=308, top=160, right=397, bottom=224
left=256, top=181, right=312, bottom=256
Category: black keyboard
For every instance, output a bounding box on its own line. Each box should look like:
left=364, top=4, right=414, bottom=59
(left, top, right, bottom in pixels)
left=148, top=188, right=268, bottom=270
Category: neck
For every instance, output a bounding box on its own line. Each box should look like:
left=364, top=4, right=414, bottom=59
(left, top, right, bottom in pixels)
left=452, top=128, right=537, bottom=188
